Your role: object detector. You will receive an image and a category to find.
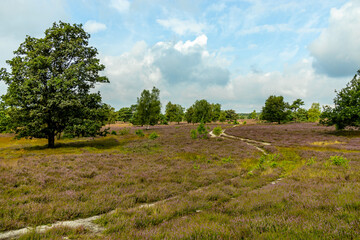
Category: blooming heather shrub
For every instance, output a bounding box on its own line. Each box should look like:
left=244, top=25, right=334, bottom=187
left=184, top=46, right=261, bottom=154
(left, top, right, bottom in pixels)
left=212, top=126, right=222, bottom=136
left=329, top=155, right=349, bottom=168
left=135, top=129, right=144, bottom=137
left=149, top=132, right=159, bottom=140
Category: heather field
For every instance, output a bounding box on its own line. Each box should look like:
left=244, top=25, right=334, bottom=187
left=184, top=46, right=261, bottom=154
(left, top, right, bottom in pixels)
left=1, top=122, right=360, bottom=239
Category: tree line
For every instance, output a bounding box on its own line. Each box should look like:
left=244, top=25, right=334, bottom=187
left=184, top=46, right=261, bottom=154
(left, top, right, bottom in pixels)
left=0, top=21, right=359, bottom=148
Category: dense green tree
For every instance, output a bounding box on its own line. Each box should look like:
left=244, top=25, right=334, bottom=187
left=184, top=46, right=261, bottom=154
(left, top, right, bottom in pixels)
left=249, top=110, right=257, bottom=119
left=307, top=103, right=321, bottom=122
left=320, top=71, right=360, bottom=130
left=117, top=107, right=133, bottom=122
left=0, top=22, right=109, bottom=147
left=261, top=95, right=289, bottom=124
left=224, top=109, right=238, bottom=121
left=0, top=100, right=10, bottom=133
left=132, top=87, right=161, bottom=127
left=290, top=98, right=305, bottom=122
left=103, top=104, right=118, bottom=126
left=219, top=111, right=227, bottom=122
left=211, top=103, right=221, bottom=122
left=191, top=99, right=213, bottom=123
left=165, top=101, right=184, bottom=124
left=185, top=106, right=195, bottom=123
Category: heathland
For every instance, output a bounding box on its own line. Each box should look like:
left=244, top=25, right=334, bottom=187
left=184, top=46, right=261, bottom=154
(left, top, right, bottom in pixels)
left=0, top=122, right=360, bottom=239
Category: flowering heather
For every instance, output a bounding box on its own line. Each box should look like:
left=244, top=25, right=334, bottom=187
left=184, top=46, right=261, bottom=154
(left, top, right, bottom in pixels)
left=0, top=122, right=359, bottom=239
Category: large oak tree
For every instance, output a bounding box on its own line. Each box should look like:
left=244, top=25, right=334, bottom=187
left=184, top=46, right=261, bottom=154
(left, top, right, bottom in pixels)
left=0, top=22, right=109, bottom=147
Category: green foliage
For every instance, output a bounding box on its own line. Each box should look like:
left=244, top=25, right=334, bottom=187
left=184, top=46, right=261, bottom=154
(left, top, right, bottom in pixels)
left=165, top=102, right=184, bottom=123
left=307, top=103, right=321, bottom=122
left=233, top=119, right=239, bottom=125
left=329, top=155, right=349, bottom=168
left=249, top=110, right=257, bottom=119
left=190, top=129, right=197, bottom=139
left=243, top=121, right=247, bottom=125
left=132, top=87, right=161, bottom=126
left=119, top=128, right=130, bottom=135
left=149, top=132, right=159, bottom=140
left=212, top=126, right=223, bottom=136
left=0, top=21, right=108, bottom=147
left=221, top=156, right=232, bottom=163
left=211, top=103, right=222, bottom=122
left=186, top=99, right=213, bottom=123
left=135, top=129, right=144, bottom=137
left=111, top=130, right=117, bottom=135
left=320, top=71, right=360, bottom=130
left=190, top=123, right=209, bottom=139
left=256, top=154, right=280, bottom=170
left=0, top=101, right=11, bottom=133
left=219, top=111, right=226, bottom=122
left=306, top=157, right=317, bottom=166
left=224, top=109, right=238, bottom=121
left=261, top=95, right=290, bottom=124
left=117, top=107, right=133, bottom=122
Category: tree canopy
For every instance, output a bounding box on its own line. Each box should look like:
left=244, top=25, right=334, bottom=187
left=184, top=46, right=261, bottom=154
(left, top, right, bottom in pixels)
left=261, top=95, right=289, bottom=124
left=132, top=87, right=161, bottom=127
left=320, top=71, right=360, bottom=130
left=165, top=102, right=184, bottom=124
left=0, top=22, right=109, bottom=147
left=185, top=99, right=213, bottom=124
left=307, top=103, right=321, bottom=122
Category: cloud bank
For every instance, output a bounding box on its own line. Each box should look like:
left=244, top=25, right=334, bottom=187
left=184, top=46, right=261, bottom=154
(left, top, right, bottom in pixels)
left=309, top=1, right=360, bottom=77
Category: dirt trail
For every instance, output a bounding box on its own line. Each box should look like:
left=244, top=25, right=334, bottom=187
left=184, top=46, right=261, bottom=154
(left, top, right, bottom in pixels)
left=1, top=127, right=274, bottom=240
left=210, top=128, right=270, bottom=155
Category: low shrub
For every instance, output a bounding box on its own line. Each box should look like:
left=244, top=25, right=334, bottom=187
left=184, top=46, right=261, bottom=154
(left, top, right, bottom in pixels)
left=111, top=130, right=117, bottom=135
left=329, top=155, right=349, bottom=168
left=149, top=132, right=159, bottom=140
left=212, top=126, right=223, bottom=136
left=135, top=129, right=144, bottom=137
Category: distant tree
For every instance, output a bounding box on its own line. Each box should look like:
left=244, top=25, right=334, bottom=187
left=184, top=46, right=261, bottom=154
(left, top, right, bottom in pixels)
left=295, top=108, right=308, bottom=122
left=261, top=95, right=289, bottom=124
left=192, top=99, right=213, bottom=123
left=0, top=22, right=109, bottom=147
left=320, top=71, right=360, bottom=130
left=185, top=106, right=195, bottom=123
left=307, top=103, right=321, bottom=122
left=132, top=87, right=161, bottom=127
left=103, top=104, right=118, bottom=126
left=165, top=102, right=184, bottom=124
left=290, top=99, right=305, bottom=122
left=224, top=109, right=238, bottom=121
left=211, top=103, right=221, bottom=122
left=117, top=107, right=133, bottom=122
left=249, top=110, right=257, bottom=119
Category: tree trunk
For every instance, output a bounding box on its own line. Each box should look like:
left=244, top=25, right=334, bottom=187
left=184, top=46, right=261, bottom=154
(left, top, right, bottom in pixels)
left=48, top=132, right=55, bottom=148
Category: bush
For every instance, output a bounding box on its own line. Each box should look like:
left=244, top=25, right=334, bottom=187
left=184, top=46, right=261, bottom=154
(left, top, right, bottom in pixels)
left=329, top=155, right=349, bottom=168
left=212, top=126, right=223, bottom=136
left=111, top=130, right=117, bottom=135
left=119, top=128, right=130, bottom=135
left=149, top=132, right=159, bottom=140
left=135, top=129, right=144, bottom=137
left=190, top=129, right=197, bottom=139
left=221, top=156, right=232, bottom=163
left=243, top=121, right=247, bottom=125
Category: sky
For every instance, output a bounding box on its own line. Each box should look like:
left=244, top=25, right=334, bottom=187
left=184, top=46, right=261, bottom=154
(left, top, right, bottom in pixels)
left=0, top=0, right=359, bottom=112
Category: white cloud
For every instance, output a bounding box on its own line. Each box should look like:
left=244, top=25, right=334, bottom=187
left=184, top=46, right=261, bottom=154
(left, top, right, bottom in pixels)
left=156, top=18, right=205, bottom=35
left=309, top=1, right=360, bottom=77
left=110, top=0, right=130, bottom=13
left=97, top=35, right=230, bottom=108
left=84, top=20, right=107, bottom=34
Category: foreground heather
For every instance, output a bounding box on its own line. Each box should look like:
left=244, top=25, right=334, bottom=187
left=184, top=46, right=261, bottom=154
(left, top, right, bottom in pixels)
left=1, top=122, right=359, bottom=239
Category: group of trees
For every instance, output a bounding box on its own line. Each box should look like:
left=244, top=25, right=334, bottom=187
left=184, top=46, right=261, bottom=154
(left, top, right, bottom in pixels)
left=0, top=21, right=359, bottom=148
left=261, top=96, right=321, bottom=124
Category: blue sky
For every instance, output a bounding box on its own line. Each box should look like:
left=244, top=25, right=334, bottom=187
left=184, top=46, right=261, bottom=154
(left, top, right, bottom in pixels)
left=1, top=0, right=359, bottom=112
